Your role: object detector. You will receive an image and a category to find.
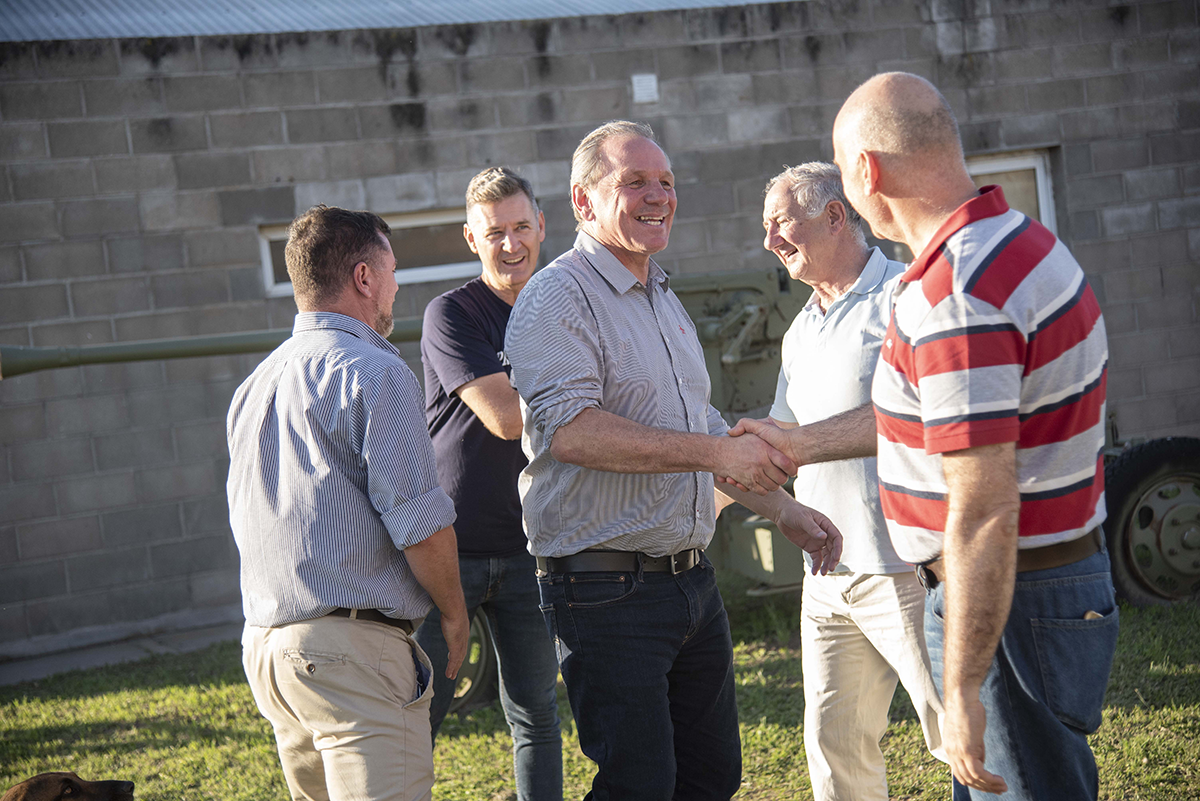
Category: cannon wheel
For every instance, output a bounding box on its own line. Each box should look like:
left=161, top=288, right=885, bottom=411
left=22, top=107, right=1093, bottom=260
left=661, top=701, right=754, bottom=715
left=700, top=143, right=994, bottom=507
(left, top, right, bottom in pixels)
left=446, top=609, right=499, bottom=715
left=1104, top=436, right=1200, bottom=605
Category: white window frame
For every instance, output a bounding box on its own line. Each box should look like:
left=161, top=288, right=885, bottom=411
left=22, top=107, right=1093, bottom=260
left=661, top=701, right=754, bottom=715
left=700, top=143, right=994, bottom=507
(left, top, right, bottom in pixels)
left=966, top=150, right=1057, bottom=235
left=260, top=208, right=481, bottom=298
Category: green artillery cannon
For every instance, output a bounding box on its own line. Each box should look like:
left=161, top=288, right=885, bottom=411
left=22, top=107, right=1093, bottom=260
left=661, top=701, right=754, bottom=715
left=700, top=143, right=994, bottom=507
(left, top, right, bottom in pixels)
left=3, top=266, right=1196, bottom=613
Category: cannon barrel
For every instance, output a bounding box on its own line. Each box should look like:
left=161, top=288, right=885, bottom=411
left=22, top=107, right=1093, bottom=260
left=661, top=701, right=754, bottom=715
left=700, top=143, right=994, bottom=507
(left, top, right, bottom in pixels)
left=0, top=316, right=424, bottom=380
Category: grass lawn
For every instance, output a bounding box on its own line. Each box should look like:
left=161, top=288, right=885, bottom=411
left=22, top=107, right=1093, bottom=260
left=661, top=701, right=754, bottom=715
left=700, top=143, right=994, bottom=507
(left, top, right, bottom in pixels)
left=2, top=573, right=1197, bottom=800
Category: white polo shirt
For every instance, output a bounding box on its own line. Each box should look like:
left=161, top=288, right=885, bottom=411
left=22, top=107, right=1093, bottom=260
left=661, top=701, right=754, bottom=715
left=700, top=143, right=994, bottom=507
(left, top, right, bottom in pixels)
left=770, top=247, right=908, bottom=575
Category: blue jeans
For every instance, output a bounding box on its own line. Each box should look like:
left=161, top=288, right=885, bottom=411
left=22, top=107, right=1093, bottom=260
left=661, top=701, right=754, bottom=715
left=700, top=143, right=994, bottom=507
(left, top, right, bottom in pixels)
left=415, top=551, right=562, bottom=801
left=924, top=549, right=1120, bottom=800
left=538, top=553, right=742, bottom=801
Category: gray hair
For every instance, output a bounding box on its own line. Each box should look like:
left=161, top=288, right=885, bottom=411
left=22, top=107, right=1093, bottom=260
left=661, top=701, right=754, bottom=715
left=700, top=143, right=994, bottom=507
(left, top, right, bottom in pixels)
left=465, top=166, right=538, bottom=214
left=570, top=120, right=660, bottom=227
left=764, top=162, right=865, bottom=241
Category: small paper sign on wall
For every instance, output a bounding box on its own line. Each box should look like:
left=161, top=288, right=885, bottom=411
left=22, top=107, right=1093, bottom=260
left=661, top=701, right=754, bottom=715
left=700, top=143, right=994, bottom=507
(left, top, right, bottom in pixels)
left=631, top=73, right=659, bottom=104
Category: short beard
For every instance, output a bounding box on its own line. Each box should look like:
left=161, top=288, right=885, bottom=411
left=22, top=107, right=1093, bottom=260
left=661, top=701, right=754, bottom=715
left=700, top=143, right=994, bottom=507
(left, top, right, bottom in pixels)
left=373, top=307, right=394, bottom=338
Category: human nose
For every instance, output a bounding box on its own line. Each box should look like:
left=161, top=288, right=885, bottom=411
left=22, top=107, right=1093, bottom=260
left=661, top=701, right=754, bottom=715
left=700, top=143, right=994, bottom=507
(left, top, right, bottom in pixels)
left=763, top=222, right=779, bottom=251
left=501, top=231, right=519, bottom=252
left=645, top=181, right=669, bottom=204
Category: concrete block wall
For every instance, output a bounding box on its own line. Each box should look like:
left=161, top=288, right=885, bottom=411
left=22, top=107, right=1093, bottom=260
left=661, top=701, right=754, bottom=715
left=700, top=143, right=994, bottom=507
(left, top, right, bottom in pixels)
left=1, top=0, right=1198, bottom=654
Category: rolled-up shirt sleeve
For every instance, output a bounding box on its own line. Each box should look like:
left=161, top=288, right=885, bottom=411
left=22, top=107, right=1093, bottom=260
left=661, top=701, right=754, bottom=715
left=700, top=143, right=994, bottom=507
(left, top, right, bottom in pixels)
left=361, top=363, right=457, bottom=549
left=506, top=269, right=605, bottom=448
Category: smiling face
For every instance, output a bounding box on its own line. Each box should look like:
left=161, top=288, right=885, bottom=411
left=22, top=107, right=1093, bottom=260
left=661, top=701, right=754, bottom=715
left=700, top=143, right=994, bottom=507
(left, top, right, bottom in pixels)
left=464, top=193, right=545, bottom=302
left=575, top=135, right=676, bottom=272
left=762, top=181, right=834, bottom=285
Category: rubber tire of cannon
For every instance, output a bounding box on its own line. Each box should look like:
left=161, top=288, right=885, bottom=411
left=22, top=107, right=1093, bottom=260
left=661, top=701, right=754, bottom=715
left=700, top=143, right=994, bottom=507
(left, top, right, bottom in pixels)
left=447, top=608, right=500, bottom=715
left=1103, top=436, right=1200, bottom=606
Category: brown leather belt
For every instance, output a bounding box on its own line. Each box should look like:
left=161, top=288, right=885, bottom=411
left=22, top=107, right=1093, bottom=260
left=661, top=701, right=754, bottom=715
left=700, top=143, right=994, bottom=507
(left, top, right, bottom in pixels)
left=916, top=528, right=1102, bottom=590
left=326, top=608, right=414, bottom=633
left=536, top=548, right=702, bottom=576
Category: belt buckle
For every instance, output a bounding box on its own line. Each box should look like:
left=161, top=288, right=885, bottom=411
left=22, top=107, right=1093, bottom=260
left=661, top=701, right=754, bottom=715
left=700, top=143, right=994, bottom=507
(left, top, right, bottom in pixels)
left=915, top=563, right=935, bottom=591
left=668, top=550, right=690, bottom=575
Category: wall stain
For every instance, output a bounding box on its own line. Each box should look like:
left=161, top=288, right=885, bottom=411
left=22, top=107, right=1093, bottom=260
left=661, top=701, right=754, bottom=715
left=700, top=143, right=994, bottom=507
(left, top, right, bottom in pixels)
left=34, top=39, right=110, bottom=64
left=389, top=102, right=426, bottom=134
left=145, top=118, right=174, bottom=145
left=0, top=42, right=32, bottom=71
left=804, top=34, right=822, bottom=62
left=1109, top=5, right=1131, bottom=26
left=531, top=20, right=552, bottom=77
left=118, top=37, right=184, bottom=68
left=436, top=24, right=476, bottom=57
left=371, top=29, right=419, bottom=93
left=535, top=92, right=556, bottom=123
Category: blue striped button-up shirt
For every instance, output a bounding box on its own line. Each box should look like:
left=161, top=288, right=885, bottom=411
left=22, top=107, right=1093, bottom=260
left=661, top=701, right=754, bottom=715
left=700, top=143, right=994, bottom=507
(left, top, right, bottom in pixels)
left=506, top=232, right=728, bottom=558
left=227, top=312, right=457, bottom=628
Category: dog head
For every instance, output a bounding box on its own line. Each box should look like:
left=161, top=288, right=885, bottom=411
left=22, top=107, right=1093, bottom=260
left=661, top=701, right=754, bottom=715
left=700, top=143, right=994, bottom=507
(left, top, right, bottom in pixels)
left=1, top=773, right=134, bottom=801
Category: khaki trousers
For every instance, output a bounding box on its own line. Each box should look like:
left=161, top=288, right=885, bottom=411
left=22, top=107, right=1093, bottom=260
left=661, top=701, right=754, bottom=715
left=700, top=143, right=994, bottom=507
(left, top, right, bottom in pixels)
left=801, top=570, right=946, bottom=801
left=242, top=616, right=436, bottom=801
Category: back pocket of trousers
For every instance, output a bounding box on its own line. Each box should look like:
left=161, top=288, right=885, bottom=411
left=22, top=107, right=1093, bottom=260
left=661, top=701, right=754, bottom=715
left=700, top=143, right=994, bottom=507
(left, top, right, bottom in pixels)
left=1031, top=607, right=1119, bottom=733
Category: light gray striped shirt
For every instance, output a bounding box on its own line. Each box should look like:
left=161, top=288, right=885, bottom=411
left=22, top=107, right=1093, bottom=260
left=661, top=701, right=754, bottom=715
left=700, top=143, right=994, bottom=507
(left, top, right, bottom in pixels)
left=227, top=312, right=457, bottom=628
left=506, top=232, right=727, bottom=558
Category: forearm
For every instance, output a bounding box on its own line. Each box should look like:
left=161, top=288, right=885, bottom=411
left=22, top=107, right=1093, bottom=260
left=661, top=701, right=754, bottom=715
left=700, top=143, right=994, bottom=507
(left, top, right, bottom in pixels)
left=792, top=403, right=877, bottom=464
left=941, top=444, right=1021, bottom=707
left=457, top=373, right=523, bottom=440
left=716, top=483, right=790, bottom=524
left=551, top=408, right=722, bottom=474
left=404, top=526, right=468, bottom=623
left=943, top=508, right=1018, bottom=702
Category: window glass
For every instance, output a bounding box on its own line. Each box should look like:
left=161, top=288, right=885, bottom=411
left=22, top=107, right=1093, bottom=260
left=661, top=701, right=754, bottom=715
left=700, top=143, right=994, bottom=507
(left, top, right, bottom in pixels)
left=260, top=209, right=479, bottom=297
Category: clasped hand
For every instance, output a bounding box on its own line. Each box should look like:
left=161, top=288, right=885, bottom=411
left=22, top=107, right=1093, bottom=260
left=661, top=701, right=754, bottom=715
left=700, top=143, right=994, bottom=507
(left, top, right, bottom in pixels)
left=716, top=426, right=796, bottom=495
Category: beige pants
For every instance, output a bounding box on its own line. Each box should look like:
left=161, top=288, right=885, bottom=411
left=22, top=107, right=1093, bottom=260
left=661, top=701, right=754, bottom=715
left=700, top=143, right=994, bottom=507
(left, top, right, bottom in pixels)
left=801, top=570, right=945, bottom=801
left=242, top=616, right=436, bottom=801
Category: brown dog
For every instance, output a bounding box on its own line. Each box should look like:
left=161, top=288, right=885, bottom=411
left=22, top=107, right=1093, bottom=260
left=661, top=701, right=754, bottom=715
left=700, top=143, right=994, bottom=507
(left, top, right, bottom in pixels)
left=1, top=773, right=134, bottom=801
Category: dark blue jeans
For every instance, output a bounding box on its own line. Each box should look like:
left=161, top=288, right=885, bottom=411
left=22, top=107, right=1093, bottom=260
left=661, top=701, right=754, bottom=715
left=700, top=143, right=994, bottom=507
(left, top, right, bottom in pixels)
left=925, top=549, right=1120, bottom=800
left=416, top=551, right=562, bottom=801
left=538, top=553, right=742, bottom=801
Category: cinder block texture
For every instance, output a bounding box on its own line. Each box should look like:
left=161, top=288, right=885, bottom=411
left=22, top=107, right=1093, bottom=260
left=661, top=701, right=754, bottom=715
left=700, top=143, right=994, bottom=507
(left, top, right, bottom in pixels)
left=0, top=1, right=1197, bottom=655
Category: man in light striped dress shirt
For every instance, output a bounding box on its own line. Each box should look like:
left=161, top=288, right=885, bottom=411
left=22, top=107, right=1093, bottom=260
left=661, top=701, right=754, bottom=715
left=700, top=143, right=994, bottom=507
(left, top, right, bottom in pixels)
left=505, top=120, right=843, bottom=801
left=227, top=205, right=469, bottom=801
left=737, top=73, right=1117, bottom=800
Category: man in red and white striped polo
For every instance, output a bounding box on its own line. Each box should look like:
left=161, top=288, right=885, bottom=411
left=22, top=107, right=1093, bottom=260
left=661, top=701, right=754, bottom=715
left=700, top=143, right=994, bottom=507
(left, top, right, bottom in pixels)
left=733, top=72, right=1119, bottom=799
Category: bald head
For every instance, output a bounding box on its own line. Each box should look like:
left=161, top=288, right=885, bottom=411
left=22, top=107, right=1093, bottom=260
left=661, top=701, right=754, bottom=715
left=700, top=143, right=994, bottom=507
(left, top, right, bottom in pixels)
left=832, top=72, right=979, bottom=250
left=834, top=72, right=963, bottom=162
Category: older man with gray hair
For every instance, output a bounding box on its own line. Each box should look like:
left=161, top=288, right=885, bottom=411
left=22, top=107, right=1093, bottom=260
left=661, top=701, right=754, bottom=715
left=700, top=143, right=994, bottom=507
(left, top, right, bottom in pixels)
left=506, top=121, right=843, bottom=801
left=760, top=163, right=944, bottom=800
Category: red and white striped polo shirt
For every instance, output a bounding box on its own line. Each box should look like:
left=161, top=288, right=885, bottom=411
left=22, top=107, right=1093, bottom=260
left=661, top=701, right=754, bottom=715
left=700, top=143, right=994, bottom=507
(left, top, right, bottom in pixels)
left=872, top=186, right=1108, bottom=564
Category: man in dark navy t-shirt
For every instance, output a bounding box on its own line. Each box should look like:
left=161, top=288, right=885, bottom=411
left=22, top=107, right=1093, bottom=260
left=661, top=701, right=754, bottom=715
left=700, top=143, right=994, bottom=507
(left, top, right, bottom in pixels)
left=416, top=167, right=562, bottom=800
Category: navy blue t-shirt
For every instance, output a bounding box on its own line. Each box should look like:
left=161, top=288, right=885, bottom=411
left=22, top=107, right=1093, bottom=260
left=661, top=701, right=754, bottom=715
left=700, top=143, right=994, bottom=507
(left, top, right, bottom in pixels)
left=422, top=277, right=528, bottom=557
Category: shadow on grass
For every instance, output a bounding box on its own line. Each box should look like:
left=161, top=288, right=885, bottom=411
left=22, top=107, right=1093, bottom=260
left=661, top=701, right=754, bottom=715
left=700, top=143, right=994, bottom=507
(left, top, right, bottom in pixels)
left=0, top=641, right=247, bottom=705
left=2, top=714, right=274, bottom=767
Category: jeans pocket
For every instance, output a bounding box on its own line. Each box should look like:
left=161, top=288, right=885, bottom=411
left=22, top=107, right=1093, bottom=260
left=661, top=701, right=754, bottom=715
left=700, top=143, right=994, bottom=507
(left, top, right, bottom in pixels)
left=565, top=572, right=637, bottom=608
left=1031, top=606, right=1119, bottom=733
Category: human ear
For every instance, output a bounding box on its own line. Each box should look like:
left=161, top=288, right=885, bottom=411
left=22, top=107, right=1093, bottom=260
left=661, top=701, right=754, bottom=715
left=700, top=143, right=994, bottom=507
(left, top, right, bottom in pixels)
left=463, top=223, right=480, bottom=255
left=352, top=260, right=373, bottom=297
left=571, top=184, right=594, bottom=222
left=860, top=151, right=882, bottom=197
left=826, top=200, right=847, bottom=234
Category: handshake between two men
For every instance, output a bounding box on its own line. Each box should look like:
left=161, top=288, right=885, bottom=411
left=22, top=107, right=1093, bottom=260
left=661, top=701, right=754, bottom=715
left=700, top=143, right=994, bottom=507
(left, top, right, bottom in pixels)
left=712, top=414, right=844, bottom=578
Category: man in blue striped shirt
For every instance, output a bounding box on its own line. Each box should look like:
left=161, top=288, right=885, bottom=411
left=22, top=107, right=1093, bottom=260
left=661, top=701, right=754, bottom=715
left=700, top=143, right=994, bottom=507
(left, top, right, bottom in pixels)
left=506, top=121, right=843, bottom=801
left=227, top=205, right=469, bottom=801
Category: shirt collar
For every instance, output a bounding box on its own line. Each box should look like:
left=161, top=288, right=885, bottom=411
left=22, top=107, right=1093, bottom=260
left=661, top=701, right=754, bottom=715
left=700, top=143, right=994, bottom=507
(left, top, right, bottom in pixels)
left=575, top=231, right=669, bottom=294
left=902, top=185, right=1010, bottom=283
left=801, top=246, right=892, bottom=313
left=292, top=311, right=400, bottom=356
